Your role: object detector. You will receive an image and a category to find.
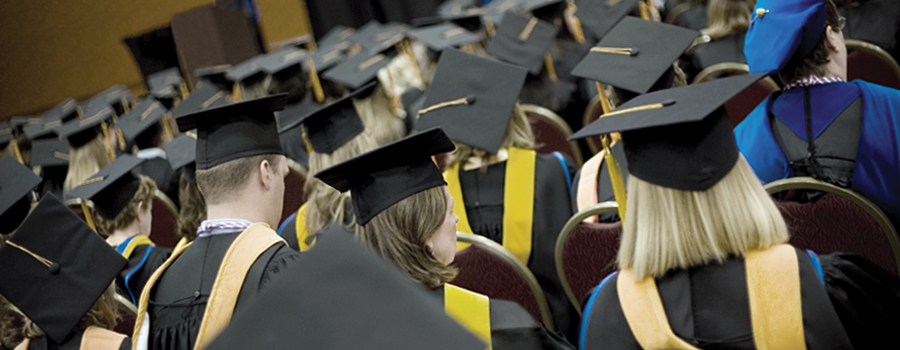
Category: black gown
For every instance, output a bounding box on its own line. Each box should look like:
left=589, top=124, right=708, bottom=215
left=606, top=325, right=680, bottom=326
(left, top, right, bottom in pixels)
left=458, top=152, right=580, bottom=342
left=117, top=244, right=172, bottom=306
left=431, top=287, right=575, bottom=350
left=684, top=34, right=746, bottom=82
left=582, top=248, right=855, bottom=350
left=146, top=232, right=299, bottom=350
left=570, top=142, right=628, bottom=223
left=19, top=333, right=130, bottom=350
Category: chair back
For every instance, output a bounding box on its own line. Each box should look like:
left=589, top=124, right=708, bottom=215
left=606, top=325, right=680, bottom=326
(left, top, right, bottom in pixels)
left=150, top=190, right=180, bottom=248
left=281, top=158, right=308, bottom=225
left=765, top=177, right=900, bottom=275
left=846, top=39, right=900, bottom=90
left=581, top=96, right=605, bottom=155
left=692, top=62, right=780, bottom=127
left=452, top=232, right=556, bottom=330
left=664, top=3, right=693, bottom=25
left=555, top=202, right=622, bottom=314
left=113, top=293, right=138, bottom=336
left=521, top=104, right=584, bottom=167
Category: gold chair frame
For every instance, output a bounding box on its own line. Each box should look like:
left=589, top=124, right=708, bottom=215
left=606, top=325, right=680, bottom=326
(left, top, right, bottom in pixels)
left=692, top=62, right=781, bottom=91
left=520, top=104, right=584, bottom=167
left=115, top=293, right=138, bottom=315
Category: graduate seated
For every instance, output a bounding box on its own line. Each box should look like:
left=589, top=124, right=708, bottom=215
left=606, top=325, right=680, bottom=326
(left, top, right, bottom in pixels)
left=57, top=106, right=115, bottom=193
left=133, top=95, right=300, bottom=350
left=417, top=49, right=579, bottom=341
left=67, top=156, right=172, bottom=306
left=736, top=0, right=900, bottom=229
left=278, top=83, right=379, bottom=251
left=577, top=74, right=900, bottom=350
left=315, top=128, right=574, bottom=350
left=0, top=195, right=131, bottom=350
left=683, top=0, right=755, bottom=81
left=116, top=98, right=179, bottom=204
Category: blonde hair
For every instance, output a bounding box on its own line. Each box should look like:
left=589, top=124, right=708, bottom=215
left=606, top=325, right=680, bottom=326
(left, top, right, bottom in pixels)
left=443, top=103, right=536, bottom=169
left=305, top=131, right=378, bottom=237
left=176, top=174, right=206, bottom=242
left=353, top=186, right=457, bottom=288
left=20, top=283, right=119, bottom=339
left=354, top=84, right=407, bottom=146
left=64, top=136, right=113, bottom=192
left=617, top=156, right=789, bottom=279
left=701, top=0, right=756, bottom=40
left=93, top=176, right=157, bottom=237
left=195, top=154, right=282, bottom=205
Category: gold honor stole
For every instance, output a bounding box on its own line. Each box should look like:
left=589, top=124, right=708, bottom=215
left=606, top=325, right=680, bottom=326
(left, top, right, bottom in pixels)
left=444, top=147, right=536, bottom=265
left=575, top=152, right=604, bottom=223
left=132, top=223, right=285, bottom=350
left=616, top=244, right=806, bottom=350
left=15, top=327, right=127, bottom=350
left=444, top=284, right=492, bottom=350
left=120, top=235, right=155, bottom=259
left=294, top=203, right=312, bottom=251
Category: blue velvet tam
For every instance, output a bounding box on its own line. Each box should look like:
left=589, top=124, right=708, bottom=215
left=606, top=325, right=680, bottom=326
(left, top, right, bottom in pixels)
left=745, top=0, right=826, bottom=75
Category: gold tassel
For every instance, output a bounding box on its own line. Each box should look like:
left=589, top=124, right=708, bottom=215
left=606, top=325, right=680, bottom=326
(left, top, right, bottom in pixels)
left=232, top=83, right=243, bottom=102
left=80, top=201, right=97, bottom=232
left=639, top=0, right=651, bottom=20
left=595, top=82, right=627, bottom=220
left=100, top=123, right=117, bottom=160
left=162, top=113, right=175, bottom=142
left=566, top=0, right=586, bottom=44
left=544, top=53, right=558, bottom=82
left=10, top=138, right=24, bottom=164
left=307, top=39, right=318, bottom=53
left=116, top=128, right=126, bottom=151
left=307, top=58, right=325, bottom=103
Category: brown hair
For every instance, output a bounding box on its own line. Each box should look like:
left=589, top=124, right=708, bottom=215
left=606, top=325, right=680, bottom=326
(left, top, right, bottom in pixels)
left=702, top=0, right=756, bottom=40
left=93, top=176, right=156, bottom=237
left=443, top=103, right=536, bottom=169
left=353, top=186, right=457, bottom=288
left=176, top=174, right=206, bottom=242
left=777, top=0, right=842, bottom=85
left=195, top=154, right=283, bottom=205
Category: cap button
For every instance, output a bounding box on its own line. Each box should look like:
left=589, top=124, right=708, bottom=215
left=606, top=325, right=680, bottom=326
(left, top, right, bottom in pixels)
left=756, top=8, right=769, bottom=18
left=48, top=263, right=60, bottom=274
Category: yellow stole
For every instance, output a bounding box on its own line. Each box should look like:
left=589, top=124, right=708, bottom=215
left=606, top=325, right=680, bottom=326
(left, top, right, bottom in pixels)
left=576, top=152, right=604, bottom=223
left=444, top=147, right=535, bottom=265
left=15, top=327, right=127, bottom=350
left=616, top=244, right=806, bottom=350
left=120, top=235, right=155, bottom=260
left=132, top=223, right=285, bottom=350
left=293, top=203, right=312, bottom=251
left=444, top=284, right=492, bottom=350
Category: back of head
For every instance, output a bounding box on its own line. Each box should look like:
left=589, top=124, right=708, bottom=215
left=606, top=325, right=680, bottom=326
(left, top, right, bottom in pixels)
left=63, top=135, right=113, bottom=193
left=777, top=0, right=842, bottom=84
left=702, top=0, right=756, bottom=40
left=195, top=153, right=282, bottom=205
left=93, top=175, right=156, bottom=237
left=442, top=103, right=535, bottom=169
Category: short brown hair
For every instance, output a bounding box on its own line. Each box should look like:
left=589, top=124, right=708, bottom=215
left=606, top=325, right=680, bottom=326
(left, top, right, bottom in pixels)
left=176, top=174, right=206, bottom=242
left=777, top=0, right=842, bottom=84
left=353, top=186, right=457, bottom=288
left=195, top=154, right=282, bottom=204
left=94, top=175, right=156, bottom=237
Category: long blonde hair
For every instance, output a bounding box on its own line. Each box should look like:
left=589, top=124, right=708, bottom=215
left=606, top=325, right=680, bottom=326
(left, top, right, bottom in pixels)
left=443, top=103, right=536, bottom=169
left=63, top=136, right=113, bottom=192
left=354, top=84, right=407, bottom=146
left=701, top=0, right=756, bottom=40
left=617, top=156, right=789, bottom=279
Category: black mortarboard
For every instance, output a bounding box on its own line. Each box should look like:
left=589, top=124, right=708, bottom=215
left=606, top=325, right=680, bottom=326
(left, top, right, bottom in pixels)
left=0, top=156, right=41, bottom=233
left=0, top=121, right=11, bottom=147
left=570, top=17, right=699, bottom=95
left=315, top=127, right=455, bottom=225
left=485, top=12, right=558, bottom=74
left=308, top=45, right=347, bottom=73
left=117, top=98, right=168, bottom=144
left=176, top=94, right=288, bottom=170
left=437, top=0, right=479, bottom=17
left=0, top=194, right=127, bottom=344
left=570, top=73, right=766, bottom=190
left=482, top=0, right=522, bottom=25
left=85, top=85, right=134, bottom=115
left=66, top=155, right=144, bottom=220
left=407, top=23, right=481, bottom=52
left=227, top=54, right=269, bottom=83
left=193, top=65, right=234, bottom=88
left=41, top=98, right=80, bottom=123
left=347, top=21, right=385, bottom=46
left=416, top=49, right=527, bottom=154
left=318, top=25, right=355, bottom=48
left=293, top=83, right=374, bottom=154
left=259, top=47, right=309, bottom=75
left=30, top=139, right=70, bottom=168
left=58, top=106, right=114, bottom=148
left=575, top=0, right=639, bottom=40
left=275, top=101, right=323, bottom=134
left=519, top=0, right=567, bottom=21
left=204, top=226, right=485, bottom=350
left=147, top=67, right=184, bottom=98
left=357, top=22, right=408, bottom=53
left=9, top=116, right=40, bottom=131
left=162, top=134, right=197, bottom=183
left=322, top=46, right=396, bottom=90
left=170, top=81, right=229, bottom=118
left=22, top=119, right=64, bottom=141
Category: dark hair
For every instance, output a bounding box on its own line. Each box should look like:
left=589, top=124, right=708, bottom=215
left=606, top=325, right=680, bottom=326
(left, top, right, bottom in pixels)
left=777, top=0, right=842, bottom=85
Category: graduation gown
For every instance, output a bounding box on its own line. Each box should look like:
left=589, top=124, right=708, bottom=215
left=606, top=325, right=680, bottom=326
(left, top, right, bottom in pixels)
left=16, top=329, right=130, bottom=350
left=735, top=80, right=900, bottom=228
left=684, top=34, right=746, bottom=81
left=432, top=286, right=575, bottom=350
left=580, top=247, right=854, bottom=350
left=114, top=236, right=172, bottom=305
left=448, top=150, right=580, bottom=341
left=144, top=230, right=299, bottom=350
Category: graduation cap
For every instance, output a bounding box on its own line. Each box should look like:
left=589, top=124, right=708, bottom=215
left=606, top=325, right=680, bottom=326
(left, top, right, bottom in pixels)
left=67, top=155, right=144, bottom=220
left=322, top=45, right=396, bottom=90
left=227, top=54, right=269, bottom=83
left=275, top=101, right=323, bottom=134
left=41, top=98, right=80, bottom=123
left=570, top=17, right=699, bottom=94
left=30, top=139, right=71, bottom=168
left=0, top=156, right=41, bottom=233
left=570, top=73, right=766, bottom=190
left=354, top=22, right=408, bottom=53
left=290, top=83, right=374, bottom=154
left=203, top=225, right=485, bottom=350
left=193, top=65, right=234, bottom=88
left=407, top=23, right=481, bottom=52
left=485, top=12, right=558, bottom=74
left=58, top=106, right=114, bottom=148
left=147, top=67, right=185, bottom=98
left=315, top=127, right=455, bottom=225
left=416, top=49, right=528, bottom=154
left=575, top=0, right=640, bottom=40
left=117, top=98, right=168, bottom=144
left=0, top=194, right=127, bottom=344
left=0, top=121, right=11, bottom=148
left=22, top=119, right=64, bottom=141
left=745, top=0, right=826, bottom=75
left=482, top=0, right=523, bottom=25
left=9, top=116, right=40, bottom=131
left=347, top=21, right=386, bottom=46
left=170, top=81, right=229, bottom=118
left=307, top=45, right=347, bottom=73
left=85, top=85, right=134, bottom=115
left=162, top=134, right=197, bottom=183
left=519, top=0, right=567, bottom=21
left=318, top=25, right=356, bottom=48
left=176, top=94, right=288, bottom=170
left=437, top=0, right=479, bottom=17
left=259, top=47, right=309, bottom=75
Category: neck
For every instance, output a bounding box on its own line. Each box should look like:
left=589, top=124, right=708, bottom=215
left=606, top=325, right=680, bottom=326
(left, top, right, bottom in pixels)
left=206, top=202, right=272, bottom=226
left=106, top=223, right=143, bottom=247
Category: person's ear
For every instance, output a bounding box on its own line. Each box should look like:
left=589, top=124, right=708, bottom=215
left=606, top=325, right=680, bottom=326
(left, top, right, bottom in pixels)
left=135, top=201, right=144, bottom=221
left=259, top=159, right=273, bottom=189
left=824, top=25, right=841, bottom=53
